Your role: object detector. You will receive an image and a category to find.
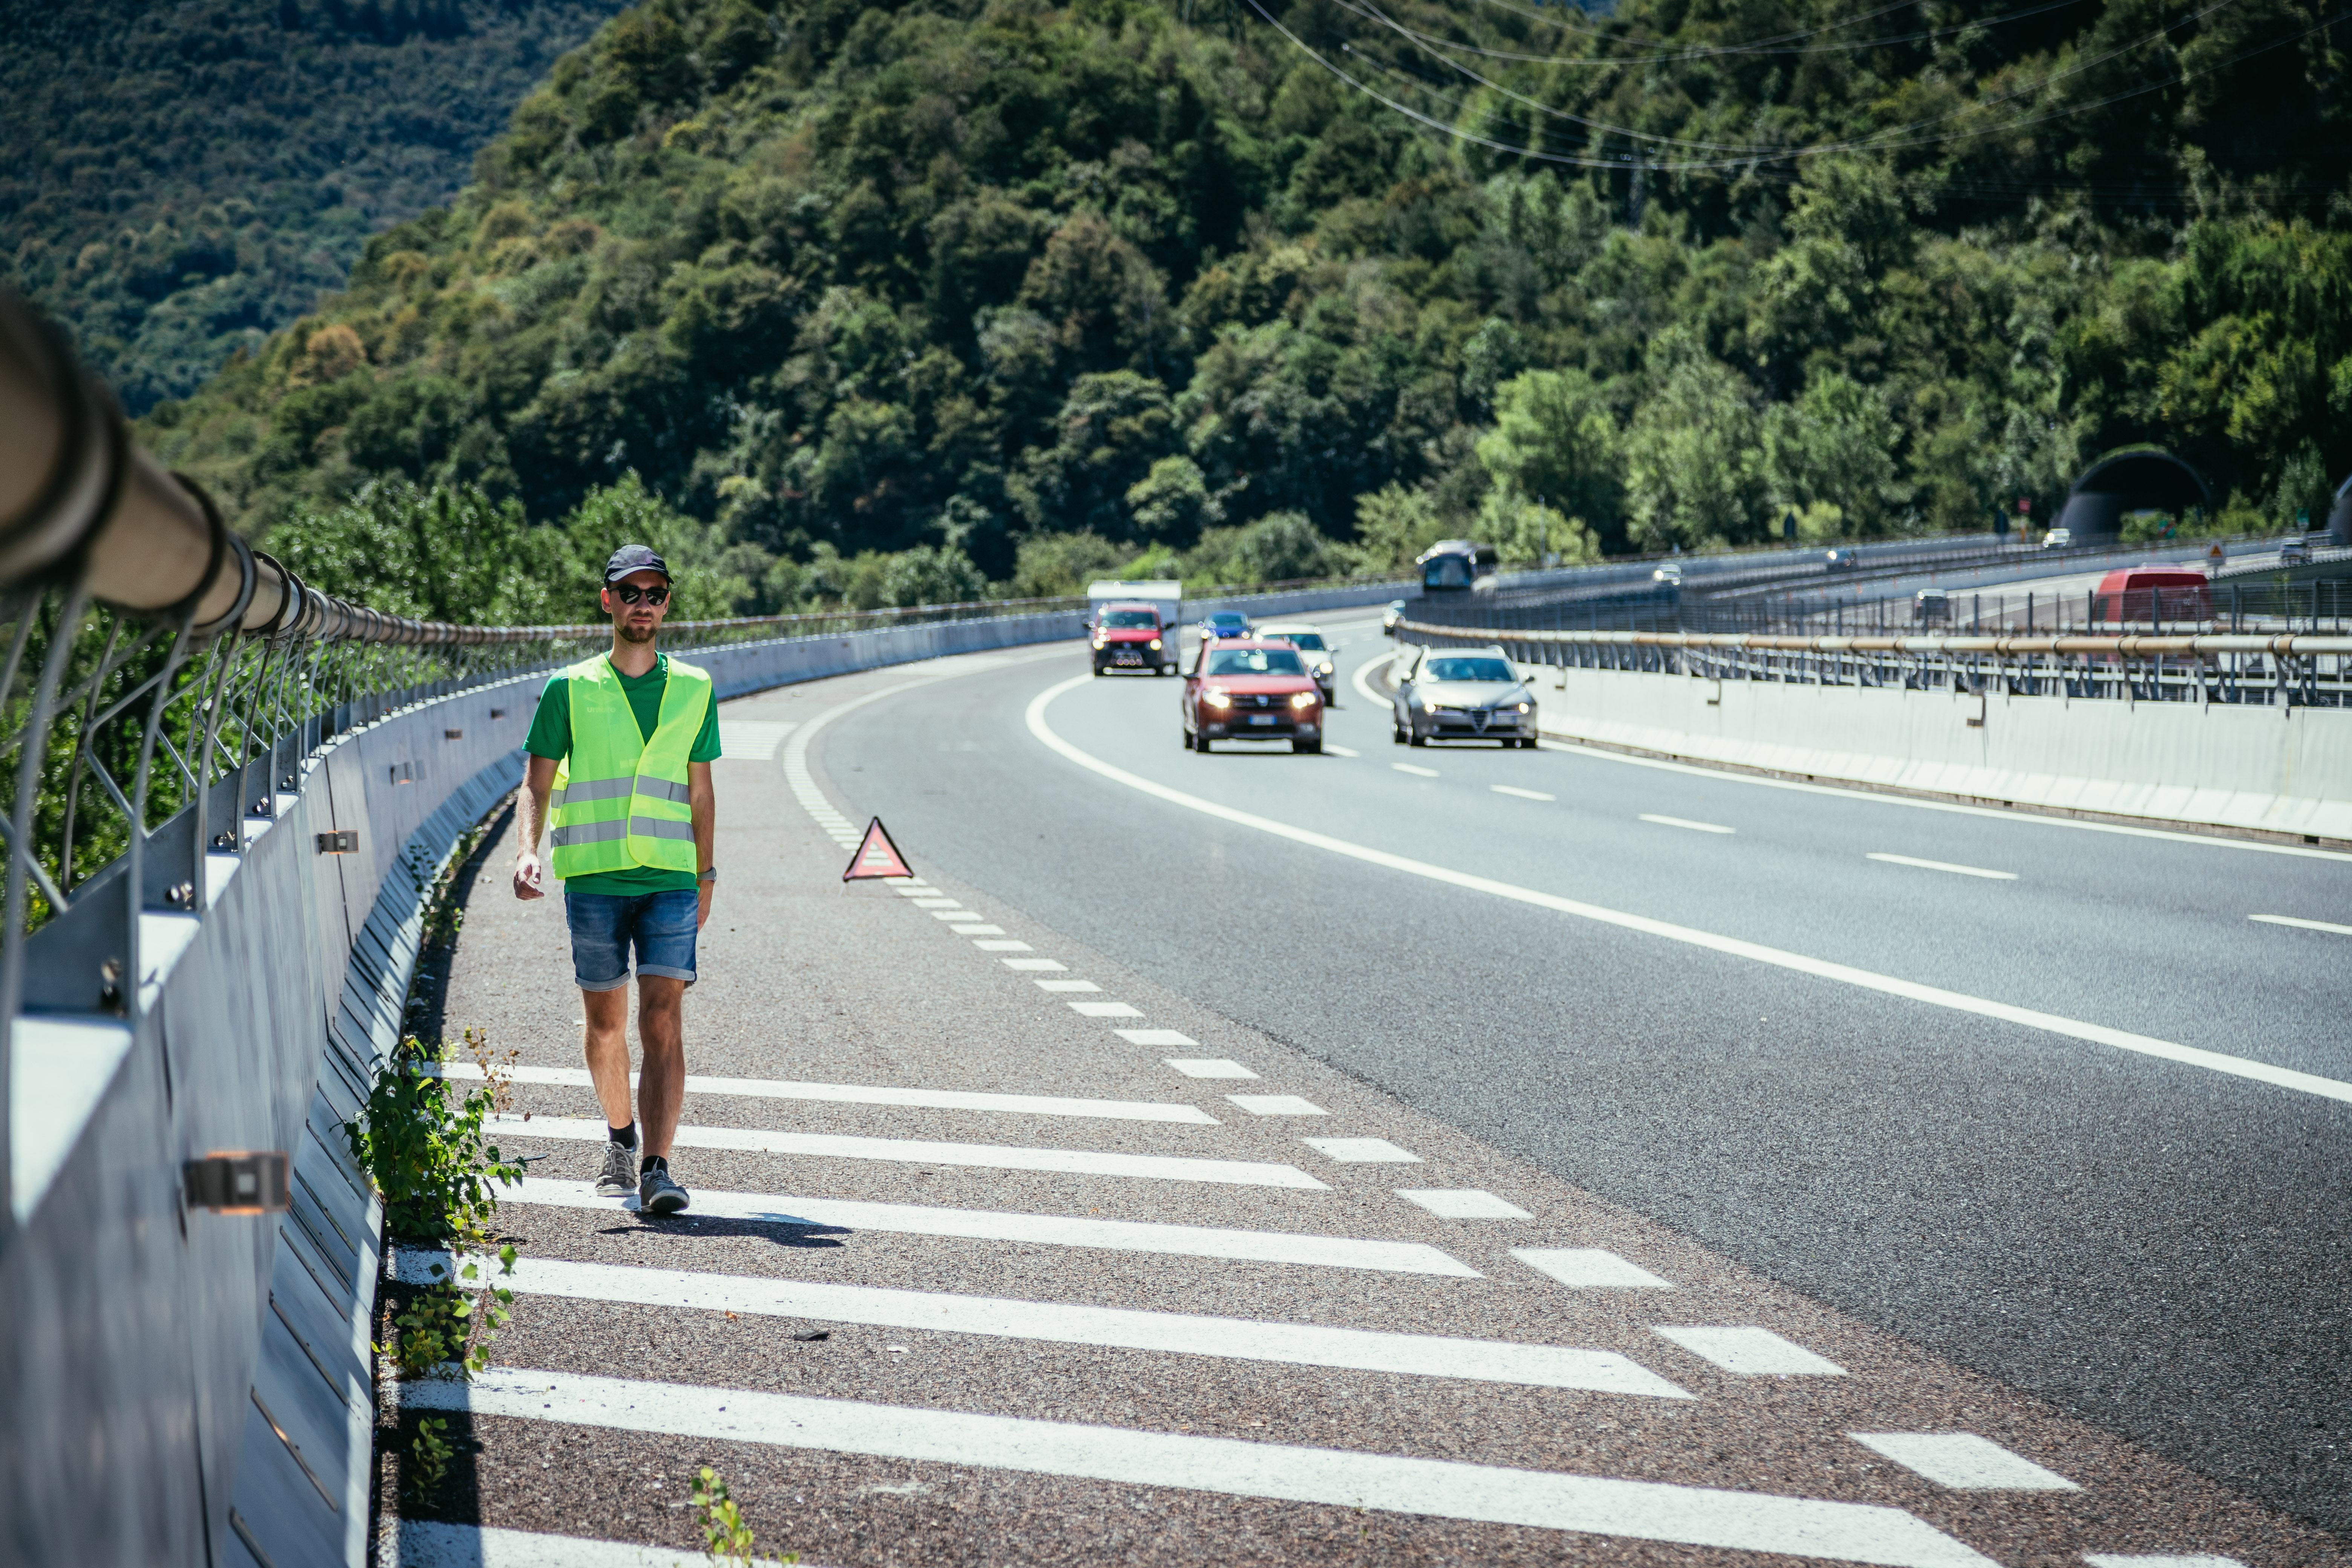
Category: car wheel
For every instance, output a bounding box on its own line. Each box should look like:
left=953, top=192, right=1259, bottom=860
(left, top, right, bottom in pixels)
left=1409, top=730, right=1427, bottom=747
left=1391, top=720, right=1407, bottom=745
left=1292, top=739, right=1321, bottom=754
left=1197, top=735, right=1212, bottom=753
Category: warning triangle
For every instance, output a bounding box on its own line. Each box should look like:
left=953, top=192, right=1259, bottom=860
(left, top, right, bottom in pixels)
left=843, top=817, right=914, bottom=882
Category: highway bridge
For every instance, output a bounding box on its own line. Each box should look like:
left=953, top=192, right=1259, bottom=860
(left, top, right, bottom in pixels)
left=4, top=292, right=2350, bottom=1568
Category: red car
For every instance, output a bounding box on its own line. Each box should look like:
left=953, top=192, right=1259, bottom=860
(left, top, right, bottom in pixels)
left=1182, top=639, right=1324, bottom=753
left=1092, top=602, right=1172, bottom=675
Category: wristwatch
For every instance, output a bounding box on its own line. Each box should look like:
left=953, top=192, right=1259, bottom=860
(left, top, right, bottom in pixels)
left=698, top=866, right=717, bottom=884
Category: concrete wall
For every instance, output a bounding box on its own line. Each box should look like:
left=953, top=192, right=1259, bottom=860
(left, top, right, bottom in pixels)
left=1535, top=663, right=2352, bottom=843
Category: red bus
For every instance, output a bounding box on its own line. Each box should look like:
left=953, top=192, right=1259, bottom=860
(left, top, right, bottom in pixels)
left=2091, top=567, right=2212, bottom=625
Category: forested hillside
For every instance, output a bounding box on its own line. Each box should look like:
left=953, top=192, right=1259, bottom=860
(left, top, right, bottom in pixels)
left=0, top=0, right=627, bottom=411
left=136, top=0, right=2352, bottom=613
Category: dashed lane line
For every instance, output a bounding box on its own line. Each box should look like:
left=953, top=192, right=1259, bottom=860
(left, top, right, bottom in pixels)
left=407, top=1369, right=1997, bottom=1568
left=1866, top=852, right=2018, bottom=881
left=1492, top=785, right=1556, bottom=801
left=1226, top=1095, right=1327, bottom=1116
left=973, top=939, right=1032, bottom=951
left=396, top=1252, right=1701, bottom=1396
left=1640, top=813, right=1735, bottom=835
left=1001, top=957, right=1065, bottom=971
left=1847, top=1433, right=2079, bottom=1491
left=1027, top=673, right=2352, bottom=1107
left=2248, top=913, right=2352, bottom=937
left=951, top=923, right=1006, bottom=935
left=1034, top=978, right=1100, bottom=992
left=1392, top=762, right=1439, bottom=777
left=1513, top=1248, right=1675, bottom=1289
left=1067, top=1000, right=1143, bottom=1018
left=1652, top=1326, right=1846, bottom=1377
left=1115, top=1027, right=1197, bottom=1046
left=508, top=1178, right=1472, bottom=1277
left=1302, top=1137, right=1420, bottom=1164
left=1396, top=1188, right=1532, bottom=1220
left=1166, top=1058, right=1256, bottom=1078
left=434, top=1062, right=1218, bottom=1125
left=492, top=1116, right=1329, bottom=1189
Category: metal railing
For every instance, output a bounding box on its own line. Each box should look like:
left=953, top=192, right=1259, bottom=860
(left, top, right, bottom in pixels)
left=1398, top=619, right=2352, bottom=708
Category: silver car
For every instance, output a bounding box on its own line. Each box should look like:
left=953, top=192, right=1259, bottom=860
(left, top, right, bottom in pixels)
left=1391, top=645, right=1539, bottom=747
left=1256, top=622, right=1337, bottom=702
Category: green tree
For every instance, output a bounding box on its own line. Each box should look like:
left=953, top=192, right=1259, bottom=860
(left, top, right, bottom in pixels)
left=1475, top=370, right=1625, bottom=553
left=1625, top=344, right=1770, bottom=551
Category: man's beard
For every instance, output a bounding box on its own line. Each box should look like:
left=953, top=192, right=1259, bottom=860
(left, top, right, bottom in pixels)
left=616, top=619, right=658, bottom=645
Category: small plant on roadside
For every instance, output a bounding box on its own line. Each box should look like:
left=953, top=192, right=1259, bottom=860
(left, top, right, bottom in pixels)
left=406, top=1416, right=454, bottom=1501
left=693, top=1466, right=777, bottom=1566
left=381, top=1244, right=518, bottom=1379
left=346, top=1031, right=522, bottom=1246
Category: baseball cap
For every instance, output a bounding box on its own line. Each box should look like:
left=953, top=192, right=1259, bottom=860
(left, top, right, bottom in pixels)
left=603, top=544, right=671, bottom=583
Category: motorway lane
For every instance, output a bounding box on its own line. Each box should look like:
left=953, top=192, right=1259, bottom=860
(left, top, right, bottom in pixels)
left=823, top=628, right=2352, bottom=1534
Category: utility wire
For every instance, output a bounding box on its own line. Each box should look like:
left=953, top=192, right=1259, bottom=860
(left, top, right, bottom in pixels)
left=1373, top=0, right=2097, bottom=69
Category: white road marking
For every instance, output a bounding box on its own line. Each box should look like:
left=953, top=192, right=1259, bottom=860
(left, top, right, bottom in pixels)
left=1640, top=813, right=1734, bottom=835
left=1867, top=852, right=2018, bottom=881
left=1492, top=785, right=1556, bottom=801
left=1534, top=736, right=2352, bottom=864
left=1393, top=763, right=1440, bottom=778
left=395, top=1519, right=795, bottom=1567
left=974, top=939, right=1033, bottom=951
left=952, top=923, right=1007, bottom=935
left=1035, top=980, right=1101, bottom=992
left=929, top=908, right=985, bottom=920
left=509, top=1178, right=1470, bottom=1277
left=2248, top=913, right=2352, bottom=937
left=2083, top=1556, right=2247, bottom=1568
left=1513, top=1249, right=1675, bottom=1289
left=1029, top=675, right=2352, bottom=1106
left=436, top=1063, right=1215, bottom=1125
left=1325, top=744, right=1362, bottom=757
left=492, top=1116, right=1327, bottom=1189
left=912, top=897, right=962, bottom=908
left=1003, top=958, right=1067, bottom=971
left=1226, top=1095, right=1327, bottom=1116
left=1116, top=1028, right=1197, bottom=1046
left=1847, top=1433, right=2078, bottom=1491
left=1168, top=1058, right=1257, bottom=1078
left=410, top=1369, right=1996, bottom=1567
left=397, top=1254, right=1709, bottom=1395
left=1069, top=1000, right=1143, bottom=1018
left=1396, top=1189, right=1532, bottom=1219
left=1303, top=1137, right=1421, bottom=1164
left=1652, top=1326, right=1845, bottom=1376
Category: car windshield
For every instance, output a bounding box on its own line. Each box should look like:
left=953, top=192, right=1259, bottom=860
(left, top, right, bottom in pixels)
left=1423, top=657, right=1513, bottom=683
left=1207, top=648, right=1306, bottom=676
left=1099, top=610, right=1158, bottom=629
left=1268, top=632, right=1325, bottom=649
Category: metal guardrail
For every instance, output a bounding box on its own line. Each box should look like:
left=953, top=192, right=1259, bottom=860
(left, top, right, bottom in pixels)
left=1398, top=620, right=2352, bottom=709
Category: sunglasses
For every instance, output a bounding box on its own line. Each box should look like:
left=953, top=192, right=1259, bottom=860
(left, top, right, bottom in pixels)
left=609, top=584, right=669, bottom=606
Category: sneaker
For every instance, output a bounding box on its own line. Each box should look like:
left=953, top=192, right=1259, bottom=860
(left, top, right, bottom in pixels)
left=594, top=1140, right=637, bottom=1199
left=639, top=1158, right=690, bottom=1216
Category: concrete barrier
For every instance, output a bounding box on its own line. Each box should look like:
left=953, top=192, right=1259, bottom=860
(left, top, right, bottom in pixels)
left=1536, top=664, right=2352, bottom=844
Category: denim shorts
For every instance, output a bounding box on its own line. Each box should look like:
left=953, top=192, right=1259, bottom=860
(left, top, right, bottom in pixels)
left=564, top=889, right=699, bottom=991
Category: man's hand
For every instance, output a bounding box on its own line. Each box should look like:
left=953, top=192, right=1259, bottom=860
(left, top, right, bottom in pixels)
left=513, top=852, right=545, bottom=900
left=696, top=880, right=714, bottom=929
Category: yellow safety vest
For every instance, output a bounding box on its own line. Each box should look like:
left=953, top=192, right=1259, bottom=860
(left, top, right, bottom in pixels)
left=547, top=654, right=711, bottom=879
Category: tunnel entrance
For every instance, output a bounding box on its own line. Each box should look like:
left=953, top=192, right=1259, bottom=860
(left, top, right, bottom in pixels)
left=2053, top=450, right=2211, bottom=541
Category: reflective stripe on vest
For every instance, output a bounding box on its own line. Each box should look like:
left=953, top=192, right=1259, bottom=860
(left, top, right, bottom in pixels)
left=547, top=653, right=712, bottom=880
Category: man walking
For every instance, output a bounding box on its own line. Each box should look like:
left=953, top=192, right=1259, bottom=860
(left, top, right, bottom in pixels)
left=512, top=545, right=719, bottom=1216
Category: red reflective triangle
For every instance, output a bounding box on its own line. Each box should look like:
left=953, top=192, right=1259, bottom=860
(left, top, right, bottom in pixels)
left=843, top=817, right=914, bottom=882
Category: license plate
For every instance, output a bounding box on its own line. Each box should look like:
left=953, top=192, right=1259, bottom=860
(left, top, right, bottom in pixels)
left=1247, top=714, right=1277, bottom=726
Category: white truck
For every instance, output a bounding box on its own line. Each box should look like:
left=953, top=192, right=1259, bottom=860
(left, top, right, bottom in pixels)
left=1086, top=579, right=1183, bottom=676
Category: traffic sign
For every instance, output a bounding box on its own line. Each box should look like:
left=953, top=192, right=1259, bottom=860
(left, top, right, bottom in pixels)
left=844, top=817, right=914, bottom=881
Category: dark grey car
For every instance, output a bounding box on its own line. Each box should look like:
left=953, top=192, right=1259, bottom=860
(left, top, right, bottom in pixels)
left=1390, top=645, right=1539, bottom=747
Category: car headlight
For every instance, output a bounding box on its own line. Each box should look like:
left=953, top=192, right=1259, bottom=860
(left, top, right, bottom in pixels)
left=1092, top=637, right=1106, bottom=649
left=1202, top=689, right=1233, bottom=709
left=1516, top=701, right=1530, bottom=713
left=1316, top=661, right=1333, bottom=675
left=1150, top=639, right=1162, bottom=650
left=1289, top=691, right=1317, bottom=710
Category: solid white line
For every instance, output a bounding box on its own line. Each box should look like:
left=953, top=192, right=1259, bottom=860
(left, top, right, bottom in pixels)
left=1866, top=852, right=2018, bottom=881
left=1536, top=736, right=2352, bottom=864
left=1640, top=813, right=1734, bottom=835
left=2249, top=913, right=2352, bottom=936
left=1167, top=1058, right=1257, bottom=1078
left=396, top=1252, right=1698, bottom=1395
left=491, top=1116, right=1327, bottom=1189
left=1652, top=1326, right=1845, bottom=1376
left=1302, top=1137, right=1420, bottom=1164
left=394, top=1520, right=796, bottom=1568
left=1395, top=1188, right=1532, bottom=1220
left=1026, top=674, right=2352, bottom=1107
left=1492, top=785, right=1556, bottom=801
left=410, top=1370, right=1995, bottom=1567
left=1068, top=1000, right=1143, bottom=1018
left=436, top=1063, right=1216, bottom=1125
left=1512, top=1248, right=1675, bottom=1289
left=1847, top=1433, right=2078, bottom=1491
left=1392, top=763, right=1439, bottom=778
left=507, top=1178, right=1466, bottom=1276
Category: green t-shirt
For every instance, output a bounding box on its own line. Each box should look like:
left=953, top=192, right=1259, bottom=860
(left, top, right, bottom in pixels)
left=525, top=653, right=721, bottom=895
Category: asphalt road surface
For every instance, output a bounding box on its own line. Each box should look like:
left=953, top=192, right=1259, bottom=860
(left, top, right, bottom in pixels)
left=390, top=629, right=2351, bottom=1566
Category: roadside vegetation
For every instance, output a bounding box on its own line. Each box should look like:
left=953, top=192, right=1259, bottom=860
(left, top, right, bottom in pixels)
left=102, top=0, right=2352, bottom=620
